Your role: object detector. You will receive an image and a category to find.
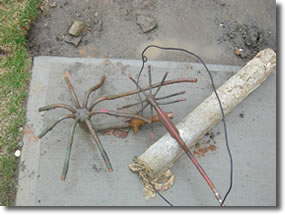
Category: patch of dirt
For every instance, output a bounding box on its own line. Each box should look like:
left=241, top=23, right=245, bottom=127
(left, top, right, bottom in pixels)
left=217, top=21, right=273, bottom=59
left=0, top=48, right=8, bottom=57
left=0, top=47, right=11, bottom=59
left=28, top=0, right=276, bottom=66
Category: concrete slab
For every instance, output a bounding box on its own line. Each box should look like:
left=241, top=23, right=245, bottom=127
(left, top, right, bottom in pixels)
left=16, top=57, right=276, bottom=206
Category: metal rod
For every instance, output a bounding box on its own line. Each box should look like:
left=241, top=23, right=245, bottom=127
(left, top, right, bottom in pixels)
left=150, top=105, right=154, bottom=139
left=148, top=66, right=154, bottom=139
left=184, top=150, right=223, bottom=205
left=150, top=99, right=223, bottom=205
left=61, top=119, right=79, bottom=181
left=83, top=76, right=105, bottom=108
left=89, top=77, right=197, bottom=111
left=64, top=72, right=81, bottom=109
left=136, top=103, right=149, bottom=115
left=38, top=104, right=76, bottom=113
left=156, top=91, right=186, bottom=100
left=85, top=119, right=113, bottom=172
left=148, top=65, right=153, bottom=95
left=157, top=98, right=186, bottom=106
left=117, top=99, right=146, bottom=110
left=90, top=109, right=151, bottom=124
left=128, top=75, right=148, bottom=97
left=154, top=72, right=168, bottom=96
left=38, top=114, right=75, bottom=138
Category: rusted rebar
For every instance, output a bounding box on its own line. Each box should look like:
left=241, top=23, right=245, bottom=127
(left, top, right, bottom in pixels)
left=90, top=109, right=151, bottom=123
left=38, top=70, right=196, bottom=181
left=64, top=72, right=81, bottom=109
left=61, top=119, right=79, bottom=181
left=83, top=76, right=105, bottom=108
left=38, top=114, right=75, bottom=139
left=39, top=104, right=76, bottom=113
left=85, top=119, right=113, bottom=172
left=89, top=77, right=197, bottom=111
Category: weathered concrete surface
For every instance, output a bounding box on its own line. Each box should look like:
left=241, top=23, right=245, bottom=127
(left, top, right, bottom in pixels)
left=16, top=57, right=276, bottom=206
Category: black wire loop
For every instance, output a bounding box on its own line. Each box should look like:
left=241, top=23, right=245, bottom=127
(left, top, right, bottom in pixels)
left=143, top=56, right=148, bottom=62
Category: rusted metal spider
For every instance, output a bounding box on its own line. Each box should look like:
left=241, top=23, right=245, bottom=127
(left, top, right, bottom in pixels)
left=38, top=71, right=196, bottom=181
left=126, top=65, right=223, bottom=205
left=119, top=65, right=190, bottom=139
left=38, top=72, right=150, bottom=181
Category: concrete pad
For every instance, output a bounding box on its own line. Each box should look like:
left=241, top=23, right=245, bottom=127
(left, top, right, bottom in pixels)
left=16, top=57, right=276, bottom=206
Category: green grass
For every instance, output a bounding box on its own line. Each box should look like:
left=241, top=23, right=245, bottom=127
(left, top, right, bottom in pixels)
left=0, top=0, right=40, bottom=206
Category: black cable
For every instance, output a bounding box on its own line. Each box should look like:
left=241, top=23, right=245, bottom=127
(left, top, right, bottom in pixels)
left=137, top=45, right=233, bottom=206
left=136, top=56, right=148, bottom=111
left=143, top=172, right=173, bottom=207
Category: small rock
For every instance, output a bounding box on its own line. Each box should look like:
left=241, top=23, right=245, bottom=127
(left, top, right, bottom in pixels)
left=64, top=36, right=82, bottom=47
left=69, top=21, right=85, bottom=37
left=136, top=15, right=157, bottom=33
left=49, top=1, right=56, bottom=8
left=19, top=127, right=23, bottom=132
left=234, top=48, right=241, bottom=56
left=15, top=150, right=21, bottom=157
left=18, top=142, right=24, bottom=148
left=235, top=48, right=248, bottom=58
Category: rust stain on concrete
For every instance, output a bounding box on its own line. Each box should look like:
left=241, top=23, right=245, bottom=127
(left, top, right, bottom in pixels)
left=24, top=125, right=39, bottom=143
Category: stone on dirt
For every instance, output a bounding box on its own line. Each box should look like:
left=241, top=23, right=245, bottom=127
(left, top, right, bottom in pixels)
left=136, top=15, right=157, bottom=33
left=49, top=1, right=56, bottom=8
left=15, top=150, right=21, bottom=158
left=64, top=36, right=82, bottom=47
left=68, top=21, right=85, bottom=37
